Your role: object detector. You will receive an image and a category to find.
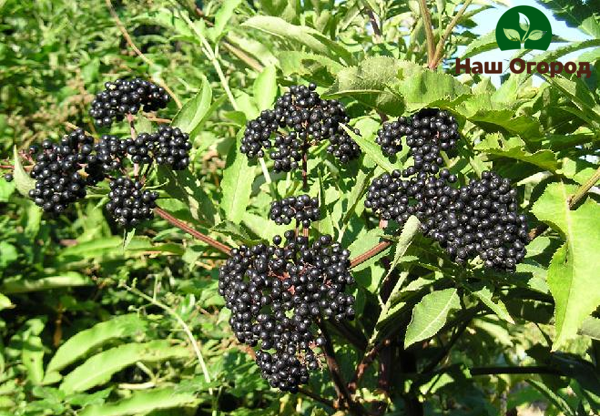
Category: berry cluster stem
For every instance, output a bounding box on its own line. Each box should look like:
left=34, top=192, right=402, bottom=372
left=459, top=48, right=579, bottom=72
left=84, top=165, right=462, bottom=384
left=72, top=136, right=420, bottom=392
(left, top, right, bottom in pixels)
left=350, top=241, right=392, bottom=269
left=154, top=207, right=231, bottom=255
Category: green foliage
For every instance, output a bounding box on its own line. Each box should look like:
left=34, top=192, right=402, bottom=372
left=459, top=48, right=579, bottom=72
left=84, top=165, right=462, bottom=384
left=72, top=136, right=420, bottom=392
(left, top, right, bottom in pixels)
left=1, top=0, right=599, bottom=415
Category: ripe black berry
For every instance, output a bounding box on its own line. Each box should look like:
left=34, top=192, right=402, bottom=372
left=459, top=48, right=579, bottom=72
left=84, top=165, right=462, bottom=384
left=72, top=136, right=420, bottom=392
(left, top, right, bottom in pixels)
left=89, top=78, right=170, bottom=127
left=105, top=177, right=158, bottom=228
left=269, top=195, right=320, bottom=227
left=152, top=126, right=192, bottom=170
left=3, top=173, right=13, bottom=182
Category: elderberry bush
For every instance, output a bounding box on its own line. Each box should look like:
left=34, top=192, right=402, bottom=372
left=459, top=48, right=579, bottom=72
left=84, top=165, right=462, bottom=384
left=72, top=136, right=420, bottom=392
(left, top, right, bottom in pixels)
left=269, top=194, right=320, bottom=227
left=218, top=231, right=355, bottom=392
left=240, top=83, right=360, bottom=172
left=89, top=78, right=170, bottom=127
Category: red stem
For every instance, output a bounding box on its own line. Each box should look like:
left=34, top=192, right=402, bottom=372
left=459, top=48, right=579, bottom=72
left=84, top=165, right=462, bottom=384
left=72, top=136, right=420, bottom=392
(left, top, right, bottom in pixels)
left=154, top=207, right=231, bottom=255
left=350, top=241, right=392, bottom=268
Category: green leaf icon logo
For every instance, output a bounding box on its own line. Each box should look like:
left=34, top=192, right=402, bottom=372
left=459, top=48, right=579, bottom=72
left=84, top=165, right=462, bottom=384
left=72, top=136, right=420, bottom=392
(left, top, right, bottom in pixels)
left=518, top=12, right=530, bottom=32
left=527, top=30, right=545, bottom=41
left=503, top=28, right=521, bottom=42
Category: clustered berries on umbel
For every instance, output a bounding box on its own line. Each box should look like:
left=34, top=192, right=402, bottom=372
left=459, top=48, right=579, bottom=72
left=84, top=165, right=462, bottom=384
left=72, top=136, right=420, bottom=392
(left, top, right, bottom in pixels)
left=106, top=178, right=158, bottom=228
left=269, top=195, right=320, bottom=227
left=366, top=108, right=528, bottom=272
left=240, top=83, right=361, bottom=172
left=218, top=231, right=355, bottom=392
left=89, top=78, right=170, bottom=127
left=27, top=129, right=94, bottom=214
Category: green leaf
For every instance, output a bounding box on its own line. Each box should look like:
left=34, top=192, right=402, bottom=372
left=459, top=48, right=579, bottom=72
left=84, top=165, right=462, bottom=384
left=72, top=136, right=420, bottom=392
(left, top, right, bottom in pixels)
left=503, top=28, right=521, bottom=42
left=526, top=30, right=545, bottom=41
left=46, top=314, right=147, bottom=375
left=461, top=30, right=498, bottom=59
left=220, top=138, right=255, bottom=224
left=404, top=288, right=461, bottom=348
left=13, top=146, right=35, bottom=197
left=171, top=77, right=212, bottom=134
left=0, top=293, right=12, bottom=311
left=518, top=12, right=530, bottom=33
left=0, top=175, right=15, bottom=202
left=324, top=56, right=405, bottom=115
left=253, top=65, right=278, bottom=111
left=78, top=387, right=198, bottom=416
left=383, top=216, right=421, bottom=281
left=474, top=134, right=559, bottom=171
left=0, top=241, right=18, bottom=268
left=1, top=272, right=93, bottom=294
left=59, top=341, right=190, bottom=394
left=470, top=285, right=514, bottom=324
left=579, top=317, right=600, bottom=341
left=531, top=182, right=600, bottom=349
left=22, top=319, right=45, bottom=385
left=527, top=379, right=577, bottom=416
left=242, top=16, right=353, bottom=65
left=395, top=62, right=471, bottom=112
left=340, top=125, right=395, bottom=174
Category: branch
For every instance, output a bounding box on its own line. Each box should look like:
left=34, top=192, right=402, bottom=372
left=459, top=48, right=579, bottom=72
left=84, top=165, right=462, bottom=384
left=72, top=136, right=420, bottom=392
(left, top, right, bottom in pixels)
left=350, top=241, right=392, bottom=268
left=365, top=8, right=382, bottom=42
left=154, top=207, right=232, bottom=255
left=431, top=0, right=473, bottom=69
left=417, top=0, right=436, bottom=67
left=298, top=387, right=335, bottom=409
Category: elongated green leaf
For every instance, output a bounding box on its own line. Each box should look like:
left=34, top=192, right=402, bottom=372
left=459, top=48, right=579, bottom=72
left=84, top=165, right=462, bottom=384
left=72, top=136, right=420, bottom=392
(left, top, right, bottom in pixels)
left=461, top=30, right=498, bottom=59
left=220, top=139, right=255, bottom=224
left=59, top=341, right=190, bottom=394
left=172, top=77, right=212, bottom=134
left=242, top=16, right=353, bottom=65
left=324, top=56, right=405, bottom=115
left=579, top=317, right=600, bottom=341
left=22, top=319, right=45, bottom=385
left=475, top=134, right=559, bottom=171
left=79, top=387, right=198, bottom=416
left=340, top=125, right=395, bottom=173
left=253, top=65, right=278, bottom=111
left=531, top=182, right=600, bottom=349
left=1, top=272, right=93, bottom=294
left=13, top=146, right=35, bottom=197
left=471, top=285, right=514, bottom=324
left=46, top=314, right=147, bottom=375
left=540, top=75, right=600, bottom=130
left=405, top=288, right=461, bottom=348
left=383, top=216, right=421, bottom=281
left=527, top=379, right=576, bottom=416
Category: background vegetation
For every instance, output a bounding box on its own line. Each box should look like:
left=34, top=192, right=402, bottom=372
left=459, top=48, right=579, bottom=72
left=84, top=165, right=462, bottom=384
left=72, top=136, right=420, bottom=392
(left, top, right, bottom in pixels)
left=0, top=0, right=599, bottom=415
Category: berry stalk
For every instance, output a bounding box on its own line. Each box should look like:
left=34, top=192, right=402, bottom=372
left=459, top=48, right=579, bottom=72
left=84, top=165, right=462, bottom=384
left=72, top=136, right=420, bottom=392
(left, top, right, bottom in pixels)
left=154, top=207, right=231, bottom=255
left=350, top=241, right=392, bottom=269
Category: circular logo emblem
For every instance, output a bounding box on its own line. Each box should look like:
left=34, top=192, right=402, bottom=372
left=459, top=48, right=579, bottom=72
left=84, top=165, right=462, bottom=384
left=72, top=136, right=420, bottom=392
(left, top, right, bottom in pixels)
left=495, top=6, right=552, bottom=51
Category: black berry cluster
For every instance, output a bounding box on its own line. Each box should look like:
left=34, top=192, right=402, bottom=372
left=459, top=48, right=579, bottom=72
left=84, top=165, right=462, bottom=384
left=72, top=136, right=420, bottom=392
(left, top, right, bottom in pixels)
left=376, top=109, right=459, bottom=176
left=105, top=177, right=158, bottom=228
left=218, top=231, right=355, bottom=391
left=89, top=78, right=170, bottom=127
left=152, top=126, right=192, bottom=170
left=27, top=129, right=94, bottom=214
left=424, top=171, right=528, bottom=270
left=269, top=195, right=320, bottom=227
left=367, top=109, right=528, bottom=271
left=240, top=83, right=360, bottom=172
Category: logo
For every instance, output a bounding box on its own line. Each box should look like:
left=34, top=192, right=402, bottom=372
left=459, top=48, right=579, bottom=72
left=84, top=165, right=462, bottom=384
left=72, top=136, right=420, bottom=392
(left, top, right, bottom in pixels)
left=495, top=6, right=552, bottom=51
left=455, top=4, right=591, bottom=78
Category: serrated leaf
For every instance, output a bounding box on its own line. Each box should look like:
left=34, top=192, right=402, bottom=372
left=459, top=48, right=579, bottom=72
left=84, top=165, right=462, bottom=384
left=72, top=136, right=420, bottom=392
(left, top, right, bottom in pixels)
left=221, top=137, right=255, bottom=224
left=503, top=28, right=522, bottom=42
left=78, top=387, right=198, bottom=416
left=13, top=146, right=35, bottom=197
left=531, top=182, right=600, bottom=349
left=340, top=125, right=395, bottom=174
left=527, top=30, right=545, bottom=41
left=383, top=216, right=420, bottom=281
left=208, top=0, right=243, bottom=40
left=461, top=30, right=498, bottom=59
left=474, top=134, right=558, bottom=171
left=518, top=12, right=530, bottom=32
left=46, top=314, right=147, bottom=375
left=59, top=341, right=190, bottom=394
left=171, top=77, right=212, bottom=134
left=253, top=65, right=278, bottom=111
left=404, top=288, right=460, bottom=348
left=324, top=56, right=405, bottom=115
left=471, top=285, right=514, bottom=324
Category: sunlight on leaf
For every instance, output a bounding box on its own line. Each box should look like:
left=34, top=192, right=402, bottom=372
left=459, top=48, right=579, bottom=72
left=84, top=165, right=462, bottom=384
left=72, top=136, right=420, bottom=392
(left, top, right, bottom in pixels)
left=503, top=28, right=522, bottom=42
